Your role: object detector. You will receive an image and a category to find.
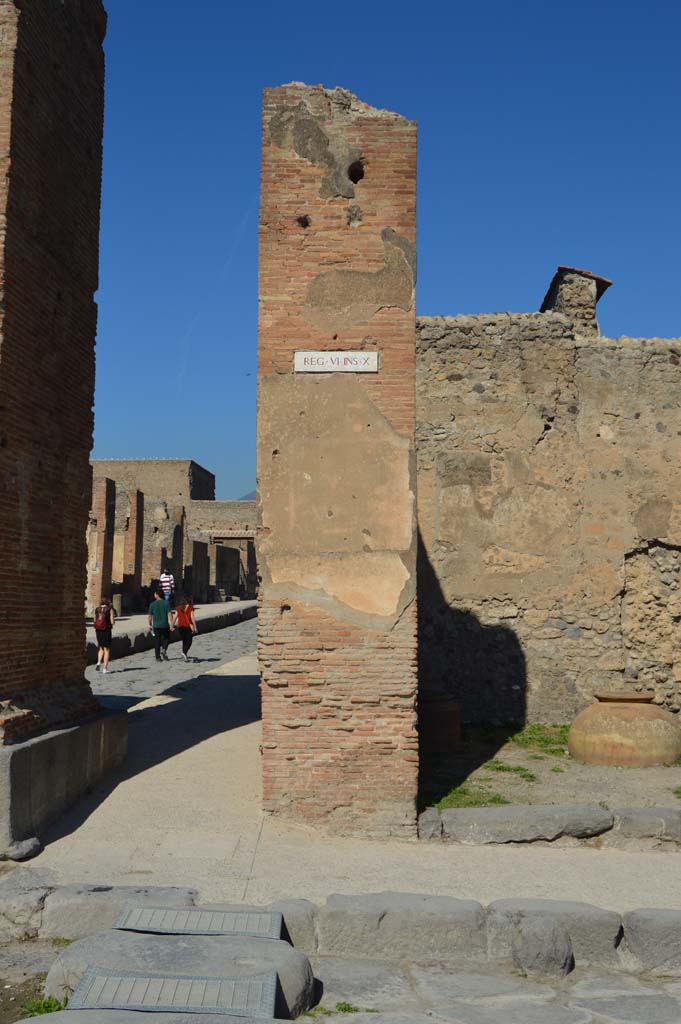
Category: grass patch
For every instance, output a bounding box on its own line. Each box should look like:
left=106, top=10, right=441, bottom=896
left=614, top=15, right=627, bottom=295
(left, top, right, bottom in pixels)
left=21, top=996, right=68, bottom=1016
left=485, top=759, right=537, bottom=782
left=49, top=938, right=71, bottom=949
left=437, top=784, right=510, bottom=810
left=304, top=1009, right=333, bottom=1018
left=673, top=787, right=681, bottom=800
left=528, top=754, right=546, bottom=761
left=335, top=1005, right=377, bottom=1014
left=551, top=766, right=565, bottom=773
left=508, top=724, right=570, bottom=758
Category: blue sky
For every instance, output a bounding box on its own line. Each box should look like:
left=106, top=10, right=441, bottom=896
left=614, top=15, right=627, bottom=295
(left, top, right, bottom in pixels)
left=93, top=0, right=681, bottom=499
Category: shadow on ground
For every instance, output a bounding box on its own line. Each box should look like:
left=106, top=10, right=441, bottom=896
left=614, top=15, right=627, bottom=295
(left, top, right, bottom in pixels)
left=417, top=531, right=527, bottom=809
left=41, top=668, right=261, bottom=847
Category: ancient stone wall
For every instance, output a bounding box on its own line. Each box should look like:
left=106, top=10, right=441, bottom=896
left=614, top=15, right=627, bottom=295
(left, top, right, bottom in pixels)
left=417, top=285, right=681, bottom=723
left=258, top=83, right=418, bottom=835
left=0, top=0, right=105, bottom=741
left=86, top=478, right=116, bottom=615
left=92, top=459, right=215, bottom=504
left=186, top=500, right=256, bottom=539
left=111, top=488, right=144, bottom=610
left=140, top=500, right=185, bottom=592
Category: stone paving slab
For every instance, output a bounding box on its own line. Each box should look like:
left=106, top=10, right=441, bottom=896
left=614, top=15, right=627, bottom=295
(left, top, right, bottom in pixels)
left=70, top=965, right=277, bottom=1018
left=440, top=805, right=613, bottom=845
left=45, top=929, right=314, bottom=1019
left=86, top=602, right=257, bottom=665
left=41, top=884, right=197, bottom=940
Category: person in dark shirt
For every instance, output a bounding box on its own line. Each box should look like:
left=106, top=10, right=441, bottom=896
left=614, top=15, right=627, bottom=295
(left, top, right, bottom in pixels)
left=148, top=589, right=171, bottom=662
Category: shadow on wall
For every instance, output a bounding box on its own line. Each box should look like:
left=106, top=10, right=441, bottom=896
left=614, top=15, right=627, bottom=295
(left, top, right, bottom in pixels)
left=417, top=530, right=527, bottom=807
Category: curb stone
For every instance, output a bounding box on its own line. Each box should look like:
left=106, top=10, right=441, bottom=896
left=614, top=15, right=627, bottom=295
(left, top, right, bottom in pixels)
left=487, top=899, right=623, bottom=967
left=622, top=908, right=681, bottom=974
left=40, top=884, right=197, bottom=941
left=440, top=805, right=613, bottom=844
left=424, top=804, right=681, bottom=846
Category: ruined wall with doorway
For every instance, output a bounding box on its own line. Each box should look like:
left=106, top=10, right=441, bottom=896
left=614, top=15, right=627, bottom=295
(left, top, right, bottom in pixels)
left=257, top=84, right=418, bottom=836
left=0, top=0, right=106, bottom=741
left=417, top=269, right=681, bottom=724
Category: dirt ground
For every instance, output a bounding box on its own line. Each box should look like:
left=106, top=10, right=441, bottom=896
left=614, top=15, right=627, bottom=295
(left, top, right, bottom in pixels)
left=421, top=726, right=681, bottom=810
left=0, top=939, right=60, bottom=1024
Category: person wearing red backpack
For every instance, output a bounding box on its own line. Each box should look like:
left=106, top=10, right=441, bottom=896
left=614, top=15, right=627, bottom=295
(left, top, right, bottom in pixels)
left=94, top=596, right=115, bottom=674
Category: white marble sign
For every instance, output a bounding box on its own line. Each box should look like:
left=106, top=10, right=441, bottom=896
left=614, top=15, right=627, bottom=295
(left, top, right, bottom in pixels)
left=294, top=350, right=379, bottom=373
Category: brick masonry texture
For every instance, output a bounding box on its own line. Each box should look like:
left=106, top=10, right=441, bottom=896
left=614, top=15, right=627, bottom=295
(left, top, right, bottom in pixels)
left=257, top=84, right=418, bottom=836
left=0, top=0, right=106, bottom=743
left=86, top=477, right=116, bottom=615
left=416, top=272, right=681, bottom=724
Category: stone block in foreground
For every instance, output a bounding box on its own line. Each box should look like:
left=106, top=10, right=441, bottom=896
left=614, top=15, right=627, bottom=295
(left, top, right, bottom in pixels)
left=46, top=930, right=314, bottom=1019
left=440, top=804, right=613, bottom=844
left=622, top=908, right=681, bottom=974
left=0, top=713, right=128, bottom=859
left=40, top=885, right=196, bottom=940
left=487, top=899, right=622, bottom=967
left=612, top=808, right=681, bottom=842
left=0, top=866, right=55, bottom=939
left=317, top=892, right=486, bottom=961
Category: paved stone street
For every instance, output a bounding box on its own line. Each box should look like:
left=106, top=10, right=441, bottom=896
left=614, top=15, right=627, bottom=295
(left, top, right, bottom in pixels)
left=87, top=617, right=258, bottom=709
left=310, top=958, right=681, bottom=1023
left=22, top=625, right=681, bottom=913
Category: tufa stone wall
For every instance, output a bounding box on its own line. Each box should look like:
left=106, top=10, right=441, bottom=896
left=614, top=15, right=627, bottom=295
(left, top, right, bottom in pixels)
left=186, top=500, right=256, bottom=539
left=417, top=269, right=681, bottom=724
left=140, top=500, right=185, bottom=592
left=91, top=459, right=215, bottom=504
left=0, top=0, right=105, bottom=742
left=258, top=83, right=418, bottom=836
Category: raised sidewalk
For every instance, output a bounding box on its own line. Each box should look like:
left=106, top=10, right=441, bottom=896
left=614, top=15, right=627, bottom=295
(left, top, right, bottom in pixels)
left=85, top=600, right=258, bottom=664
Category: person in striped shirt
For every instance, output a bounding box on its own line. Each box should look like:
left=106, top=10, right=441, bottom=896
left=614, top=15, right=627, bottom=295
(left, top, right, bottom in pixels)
left=159, top=570, right=175, bottom=609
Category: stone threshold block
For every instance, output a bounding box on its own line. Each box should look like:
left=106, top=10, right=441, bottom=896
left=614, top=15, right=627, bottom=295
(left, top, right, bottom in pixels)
left=0, top=712, right=128, bottom=861
left=46, top=930, right=314, bottom=1019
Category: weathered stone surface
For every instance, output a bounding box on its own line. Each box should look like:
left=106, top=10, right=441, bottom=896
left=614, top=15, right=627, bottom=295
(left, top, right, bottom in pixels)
left=0, top=714, right=128, bottom=858
left=622, top=909, right=681, bottom=973
left=270, top=898, right=317, bottom=953
left=410, top=964, right=553, bottom=1003
left=511, top=916, right=574, bottom=978
left=416, top=305, right=681, bottom=727
left=0, top=867, right=55, bottom=939
left=45, top=930, right=314, bottom=1019
left=40, top=885, right=197, bottom=941
left=312, top=956, right=420, bottom=1014
left=440, top=805, right=613, bottom=844
left=317, top=892, right=486, bottom=961
left=418, top=807, right=443, bottom=841
left=612, top=807, right=681, bottom=842
left=433, top=1001, right=592, bottom=1023
left=571, top=994, right=681, bottom=1022
left=487, top=899, right=622, bottom=967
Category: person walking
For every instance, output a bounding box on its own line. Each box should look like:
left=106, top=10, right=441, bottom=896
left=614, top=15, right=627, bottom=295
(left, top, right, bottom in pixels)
left=159, top=568, right=175, bottom=610
left=93, top=596, right=115, bottom=674
left=148, top=588, right=172, bottom=661
left=174, top=594, right=198, bottom=662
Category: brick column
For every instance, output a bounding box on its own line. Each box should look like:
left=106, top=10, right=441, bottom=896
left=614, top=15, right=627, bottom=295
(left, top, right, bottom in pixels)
left=257, top=84, right=418, bottom=836
left=0, top=0, right=107, bottom=743
left=86, top=478, right=116, bottom=616
left=122, top=489, right=144, bottom=605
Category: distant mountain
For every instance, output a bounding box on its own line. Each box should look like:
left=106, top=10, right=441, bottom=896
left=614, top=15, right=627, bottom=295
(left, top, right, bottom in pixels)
left=238, top=490, right=256, bottom=501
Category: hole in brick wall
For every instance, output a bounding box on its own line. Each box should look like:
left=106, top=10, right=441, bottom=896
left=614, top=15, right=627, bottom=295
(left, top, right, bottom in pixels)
left=348, top=159, right=365, bottom=184
left=346, top=204, right=362, bottom=227
left=296, top=215, right=310, bottom=228
left=272, top=449, right=280, bottom=457
left=280, top=603, right=291, bottom=615
left=333, top=335, right=338, bottom=341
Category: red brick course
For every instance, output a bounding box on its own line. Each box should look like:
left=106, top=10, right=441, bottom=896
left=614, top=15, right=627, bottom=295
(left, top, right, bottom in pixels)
left=0, top=0, right=106, bottom=742
left=257, top=85, right=418, bottom=835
